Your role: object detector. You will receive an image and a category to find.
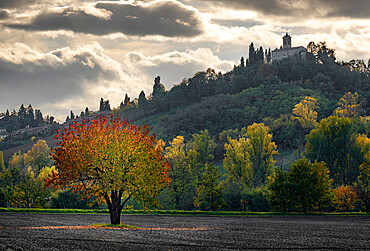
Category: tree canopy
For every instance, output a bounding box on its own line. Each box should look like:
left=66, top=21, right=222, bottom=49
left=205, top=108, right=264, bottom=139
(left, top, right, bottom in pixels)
left=45, top=114, right=170, bottom=224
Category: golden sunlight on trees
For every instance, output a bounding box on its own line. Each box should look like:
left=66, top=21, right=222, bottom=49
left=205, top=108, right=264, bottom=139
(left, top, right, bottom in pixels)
left=163, top=136, right=195, bottom=209
left=24, top=140, right=53, bottom=173
left=305, top=116, right=361, bottom=185
left=246, top=123, right=278, bottom=187
left=336, top=92, right=360, bottom=118
left=292, top=96, right=319, bottom=129
left=354, top=134, right=370, bottom=212
left=291, top=96, right=319, bottom=156
left=45, top=114, right=170, bottom=224
left=187, top=130, right=216, bottom=186
left=224, top=136, right=252, bottom=191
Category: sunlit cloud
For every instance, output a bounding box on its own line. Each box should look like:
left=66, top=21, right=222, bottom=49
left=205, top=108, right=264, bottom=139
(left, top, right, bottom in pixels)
left=5, top=0, right=205, bottom=37
left=0, top=0, right=369, bottom=119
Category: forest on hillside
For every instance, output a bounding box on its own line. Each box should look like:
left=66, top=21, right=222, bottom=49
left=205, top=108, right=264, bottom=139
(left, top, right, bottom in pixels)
left=116, top=42, right=369, bottom=142
left=0, top=42, right=369, bottom=213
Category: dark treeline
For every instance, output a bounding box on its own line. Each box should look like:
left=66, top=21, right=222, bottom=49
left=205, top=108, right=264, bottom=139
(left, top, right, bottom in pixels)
left=0, top=104, right=54, bottom=133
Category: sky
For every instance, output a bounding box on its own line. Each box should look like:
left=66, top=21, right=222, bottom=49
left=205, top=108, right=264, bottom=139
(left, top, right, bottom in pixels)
left=0, top=0, right=369, bottom=122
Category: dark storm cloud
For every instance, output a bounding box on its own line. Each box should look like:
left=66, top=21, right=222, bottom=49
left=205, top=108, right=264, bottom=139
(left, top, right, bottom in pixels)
left=0, top=0, right=38, bottom=9
left=0, top=10, right=9, bottom=19
left=6, top=1, right=204, bottom=37
left=200, top=0, right=370, bottom=19
left=0, top=43, right=123, bottom=114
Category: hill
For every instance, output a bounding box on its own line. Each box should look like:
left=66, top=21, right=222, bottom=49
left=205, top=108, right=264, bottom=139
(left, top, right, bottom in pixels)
left=115, top=50, right=369, bottom=145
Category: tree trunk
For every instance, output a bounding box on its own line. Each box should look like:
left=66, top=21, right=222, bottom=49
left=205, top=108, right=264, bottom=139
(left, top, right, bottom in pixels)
left=104, top=191, right=122, bottom=225
left=109, top=203, right=121, bottom=225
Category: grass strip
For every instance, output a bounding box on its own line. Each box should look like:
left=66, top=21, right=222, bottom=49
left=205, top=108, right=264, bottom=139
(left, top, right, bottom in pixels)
left=0, top=207, right=368, bottom=216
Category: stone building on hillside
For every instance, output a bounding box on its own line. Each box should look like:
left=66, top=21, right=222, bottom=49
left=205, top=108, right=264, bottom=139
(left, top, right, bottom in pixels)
left=271, top=33, right=307, bottom=62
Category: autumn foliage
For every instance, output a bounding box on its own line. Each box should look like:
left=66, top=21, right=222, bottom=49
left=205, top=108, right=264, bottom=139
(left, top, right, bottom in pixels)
left=45, top=114, right=170, bottom=224
left=333, top=185, right=358, bottom=212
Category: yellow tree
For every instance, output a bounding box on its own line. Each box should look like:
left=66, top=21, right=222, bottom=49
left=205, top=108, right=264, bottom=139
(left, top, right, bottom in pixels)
left=164, top=136, right=195, bottom=209
left=45, top=114, right=170, bottom=224
left=336, top=92, right=360, bottom=118
left=246, top=123, right=278, bottom=187
left=24, top=140, right=53, bottom=174
left=313, top=161, right=333, bottom=212
left=292, top=96, right=319, bottom=155
left=292, top=96, right=319, bottom=129
left=354, top=134, right=370, bottom=212
left=224, top=136, right=252, bottom=189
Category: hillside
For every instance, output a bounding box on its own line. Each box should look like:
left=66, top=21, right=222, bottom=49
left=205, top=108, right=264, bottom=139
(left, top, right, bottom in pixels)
left=2, top=45, right=369, bottom=164
left=116, top=52, right=369, bottom=145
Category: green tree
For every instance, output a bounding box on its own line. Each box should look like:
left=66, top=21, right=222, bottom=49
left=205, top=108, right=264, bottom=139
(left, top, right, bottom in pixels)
left=187, top=130, right=216, bottom=186
left=267, top=169, right=292, bottom=212
left=151, top=76, right=167, bottom=112
left=306, top=116, right=362, bottom=185
left=268, top=158, right=332, bottom=212
left=35, top=109, right=43, bottom=126
left=288, top=158, right=319, bottom=212
left=195, top=163, right=224, bottom=211
left=16, top=167, right=50, bottom=208
left=8, top=151, right=25, bottom=170
left=18, top=104, right=26, bottom=129
left=24, top=140, right=53, bottom=174
left=51, top=189, right=99, bottom=209
left=124, top=93, right=130, bottom=106
left=25, top=104, right=35, bottom=127
left=246, top=123, right=278, bottom=187
left=163, top=136, right=195, bottom=209
left=152, top=76, right=166, bottom=98
left=138, top=91, right=148, bottom=111
left=353, top=134, right=370, bottom=212
left=313, top=161, right=333, bottom=212
left=0, top=151, right=5, bottom=173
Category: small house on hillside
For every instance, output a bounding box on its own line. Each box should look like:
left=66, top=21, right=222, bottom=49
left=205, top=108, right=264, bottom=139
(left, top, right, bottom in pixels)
left=0, top=128, right=8, bottom=140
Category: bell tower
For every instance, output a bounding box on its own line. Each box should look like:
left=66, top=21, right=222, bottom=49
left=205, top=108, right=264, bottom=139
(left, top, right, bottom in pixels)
left=283, top=32, right=291, bottom=48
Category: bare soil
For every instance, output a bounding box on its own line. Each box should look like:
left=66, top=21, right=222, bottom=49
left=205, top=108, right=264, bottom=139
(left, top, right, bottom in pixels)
left=0, top=213, right=369, bottom=250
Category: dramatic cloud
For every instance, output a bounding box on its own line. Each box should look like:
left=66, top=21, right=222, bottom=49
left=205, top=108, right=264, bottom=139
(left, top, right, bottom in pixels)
left=0, top=0, right=38, bottom=9
left=0, top=0, right=368, bottom=120
left=0, top=10, right=9, bottom=19
left=0, top=42, right=234, bottom=120
left=6, top=0, right=204, bottom=37
left=198, top=0, right=370, bottom=19
left=124, top=48, right=234, bottom=89
left=0, top=43, right=133, bottom=120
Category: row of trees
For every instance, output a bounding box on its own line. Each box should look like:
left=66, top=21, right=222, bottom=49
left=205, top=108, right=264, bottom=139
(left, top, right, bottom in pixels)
left=0, top=140, right=100, bottom=209
left=0, top=104, right=54, bottom=133
left=1, top=93, right=369, bottom=214
left=157, top=92, right=369, bottom=212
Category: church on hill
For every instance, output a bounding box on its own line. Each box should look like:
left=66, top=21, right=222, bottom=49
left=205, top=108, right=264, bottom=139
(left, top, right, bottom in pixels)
left=271, top=33, right=307, bottom=62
